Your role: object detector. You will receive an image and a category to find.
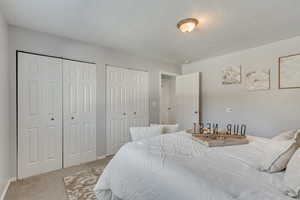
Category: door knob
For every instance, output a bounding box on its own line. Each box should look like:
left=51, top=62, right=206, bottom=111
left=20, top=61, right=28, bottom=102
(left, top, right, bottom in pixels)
left=51, top=118, right=55, bottom=121
left=71, top=117, right=75, bottom=120
left=194, top=111, right=198, bottom=114
left=133, top=112, right=137, bottom=115
left=123, top=113, right=126, bottom=116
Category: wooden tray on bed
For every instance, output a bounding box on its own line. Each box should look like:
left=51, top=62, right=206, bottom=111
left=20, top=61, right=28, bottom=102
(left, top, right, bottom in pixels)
left=186, top=129, right=249, bottom=147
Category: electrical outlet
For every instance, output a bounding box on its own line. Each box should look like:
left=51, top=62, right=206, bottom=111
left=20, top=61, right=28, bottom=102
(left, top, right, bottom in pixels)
left=226, top=108, right=233, bottom=113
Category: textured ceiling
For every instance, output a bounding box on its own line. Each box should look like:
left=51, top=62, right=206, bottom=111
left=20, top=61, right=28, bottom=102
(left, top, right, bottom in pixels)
left=1, top=0, right=300, bottom=65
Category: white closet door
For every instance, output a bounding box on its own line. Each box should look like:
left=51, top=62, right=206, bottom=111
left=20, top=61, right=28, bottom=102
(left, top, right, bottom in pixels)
left=78, top=63, right=97, bottom=164
left=63, top=60, right=81, bottom=167
left=18, top=53, right=62, bottom=178
left=128, top=70, right=149, bottom=127
left=63, top=60, right=96, bottom=167
left=106, top=66, right=129, bottom=155
left=106, top=66, right=149, bottom=155
left=176, top=73, right=200, bottom=130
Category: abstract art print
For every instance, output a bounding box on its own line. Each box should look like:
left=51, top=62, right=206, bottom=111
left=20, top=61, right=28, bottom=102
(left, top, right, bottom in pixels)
left=245, top=69, right=270, bottom=91
left=222, top=65, right=241, bottom=84
left=279, top=53, right=300, bottom=89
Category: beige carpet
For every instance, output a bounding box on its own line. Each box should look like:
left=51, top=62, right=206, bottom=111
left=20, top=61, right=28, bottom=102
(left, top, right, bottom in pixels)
left=4, top=157, right=112, bottom=200
left=63, top=167, right=103, bottom=200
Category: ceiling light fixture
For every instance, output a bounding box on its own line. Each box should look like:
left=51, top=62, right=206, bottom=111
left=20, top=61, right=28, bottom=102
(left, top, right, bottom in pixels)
left=177, top=18, right=199, bottom=33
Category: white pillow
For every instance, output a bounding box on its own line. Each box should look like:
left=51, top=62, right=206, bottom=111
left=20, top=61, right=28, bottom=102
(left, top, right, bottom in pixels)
left=130, top=126, right=163, bottom=141
left=150, top=124, right=179, bottom=134
left=272, top=129, right=300, bottom=142
left=284, top=149, right=300, bottom=198
left=259, top=139, right=298, bottom=173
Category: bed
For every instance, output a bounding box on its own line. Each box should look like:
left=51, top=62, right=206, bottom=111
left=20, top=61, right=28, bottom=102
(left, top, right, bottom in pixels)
left=94, top=132, right=293, bottom=200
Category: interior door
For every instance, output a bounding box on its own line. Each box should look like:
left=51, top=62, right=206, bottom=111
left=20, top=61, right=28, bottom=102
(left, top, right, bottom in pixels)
left=18, top=52, right=62, bottom=178
left=175, top=73, right=200, bottom=130
left=63, top=60, right=97, bottom=167
left=106, top=66, right=149, bottom=155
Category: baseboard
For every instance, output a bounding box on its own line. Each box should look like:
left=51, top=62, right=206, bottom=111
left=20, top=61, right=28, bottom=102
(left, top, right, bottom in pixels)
left=9, top=177, right=16, bottom=182
left=0, top=177, right=15, bottom=200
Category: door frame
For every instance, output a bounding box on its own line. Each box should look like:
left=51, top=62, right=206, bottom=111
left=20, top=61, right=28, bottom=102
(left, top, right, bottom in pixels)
left=159, top=71, right=179, bottom=124
left=16, top=50, right=95, bottom=179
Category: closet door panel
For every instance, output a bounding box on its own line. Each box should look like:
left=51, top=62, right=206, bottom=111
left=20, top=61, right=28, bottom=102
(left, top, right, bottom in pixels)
left=79, top=63, right=96, bottom=163
left=131, top=71, right=149, bottom=127
left=43, top=58, right=63, bottom=172
left=18, top=53, right=62, bottom=178
left=63, top=61, right=96, bottom=167
left=63, top=60, right=81, bottom=167
left=106, top=66, right=128, bottom=155
left=18, top=55, right=44, bottom=178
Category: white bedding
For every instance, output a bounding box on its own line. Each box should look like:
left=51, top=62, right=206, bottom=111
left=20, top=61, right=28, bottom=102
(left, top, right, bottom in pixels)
left=94, top=132, right=292, bottom=200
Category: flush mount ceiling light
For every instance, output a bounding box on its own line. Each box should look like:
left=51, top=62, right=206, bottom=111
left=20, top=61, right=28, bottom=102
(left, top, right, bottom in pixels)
left=177, top=18, right=199, bottom=33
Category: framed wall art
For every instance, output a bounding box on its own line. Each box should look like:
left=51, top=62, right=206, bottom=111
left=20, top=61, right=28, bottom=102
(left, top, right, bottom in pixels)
left=222, top=65, right=241, bottom=85
left=279, top=53, right=300, bottom=89
left=245, top=68, right=270, bottom=91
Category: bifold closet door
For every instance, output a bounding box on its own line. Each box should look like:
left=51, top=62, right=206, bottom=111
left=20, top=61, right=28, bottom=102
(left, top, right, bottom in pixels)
left=128, top=70, right=149, bottom=128
left=175, top=73, right=201, bottom=130
left=106, top=66, right=149, bottom=155
left=18, top=53, right=63, bottom=178
left=63, top=60, right=96, bottom=167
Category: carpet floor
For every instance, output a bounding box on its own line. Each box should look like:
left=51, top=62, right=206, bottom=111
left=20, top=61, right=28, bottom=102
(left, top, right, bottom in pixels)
left=4, top=157, right=112, bottom=200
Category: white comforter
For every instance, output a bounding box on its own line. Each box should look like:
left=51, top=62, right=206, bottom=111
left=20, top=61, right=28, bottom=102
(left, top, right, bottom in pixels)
left=94, top=132, right=292, bottom=200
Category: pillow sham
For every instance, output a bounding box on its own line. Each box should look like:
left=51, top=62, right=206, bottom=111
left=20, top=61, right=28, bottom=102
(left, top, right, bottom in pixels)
left=259, top=139, right=298, bottom=173
left=130, top=126, right=163, bottom=141
left=284, top=149, right=300, bottom=198
left=150, top=123, right=179, bottom=134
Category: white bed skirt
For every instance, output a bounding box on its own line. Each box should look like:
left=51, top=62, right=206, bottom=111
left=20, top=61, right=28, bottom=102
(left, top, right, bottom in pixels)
left=95, top=189, right=122, bottom=200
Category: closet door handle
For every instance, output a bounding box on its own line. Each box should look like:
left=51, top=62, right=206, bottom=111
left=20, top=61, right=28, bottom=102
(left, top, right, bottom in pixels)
left=71, top=116, right=75, bottom=120
left=51, top=117, right=55, bottom=121
left=123, top=113, right=126, bottom=116
left=194, top=111, right=198, bottom=114
left=133, top=112, right=137, bottom=115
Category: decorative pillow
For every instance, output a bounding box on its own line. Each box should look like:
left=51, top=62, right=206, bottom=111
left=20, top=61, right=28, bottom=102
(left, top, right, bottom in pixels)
left=150, top=124, right=179, bottom=134
left=272, top=129, right=300, bottom=142
left=130, top=126, right=163, bottom=141
left=284, top=149, right=300, bottom=198
left=259, top=139, right=298, bottom=173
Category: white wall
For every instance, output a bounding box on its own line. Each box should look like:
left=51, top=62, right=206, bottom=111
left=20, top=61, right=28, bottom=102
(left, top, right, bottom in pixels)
left=183, top=36, right=300, bottom=138
left=0, top=12, right=10, bottom=196
left=8, top=25, right=181, bottom=178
